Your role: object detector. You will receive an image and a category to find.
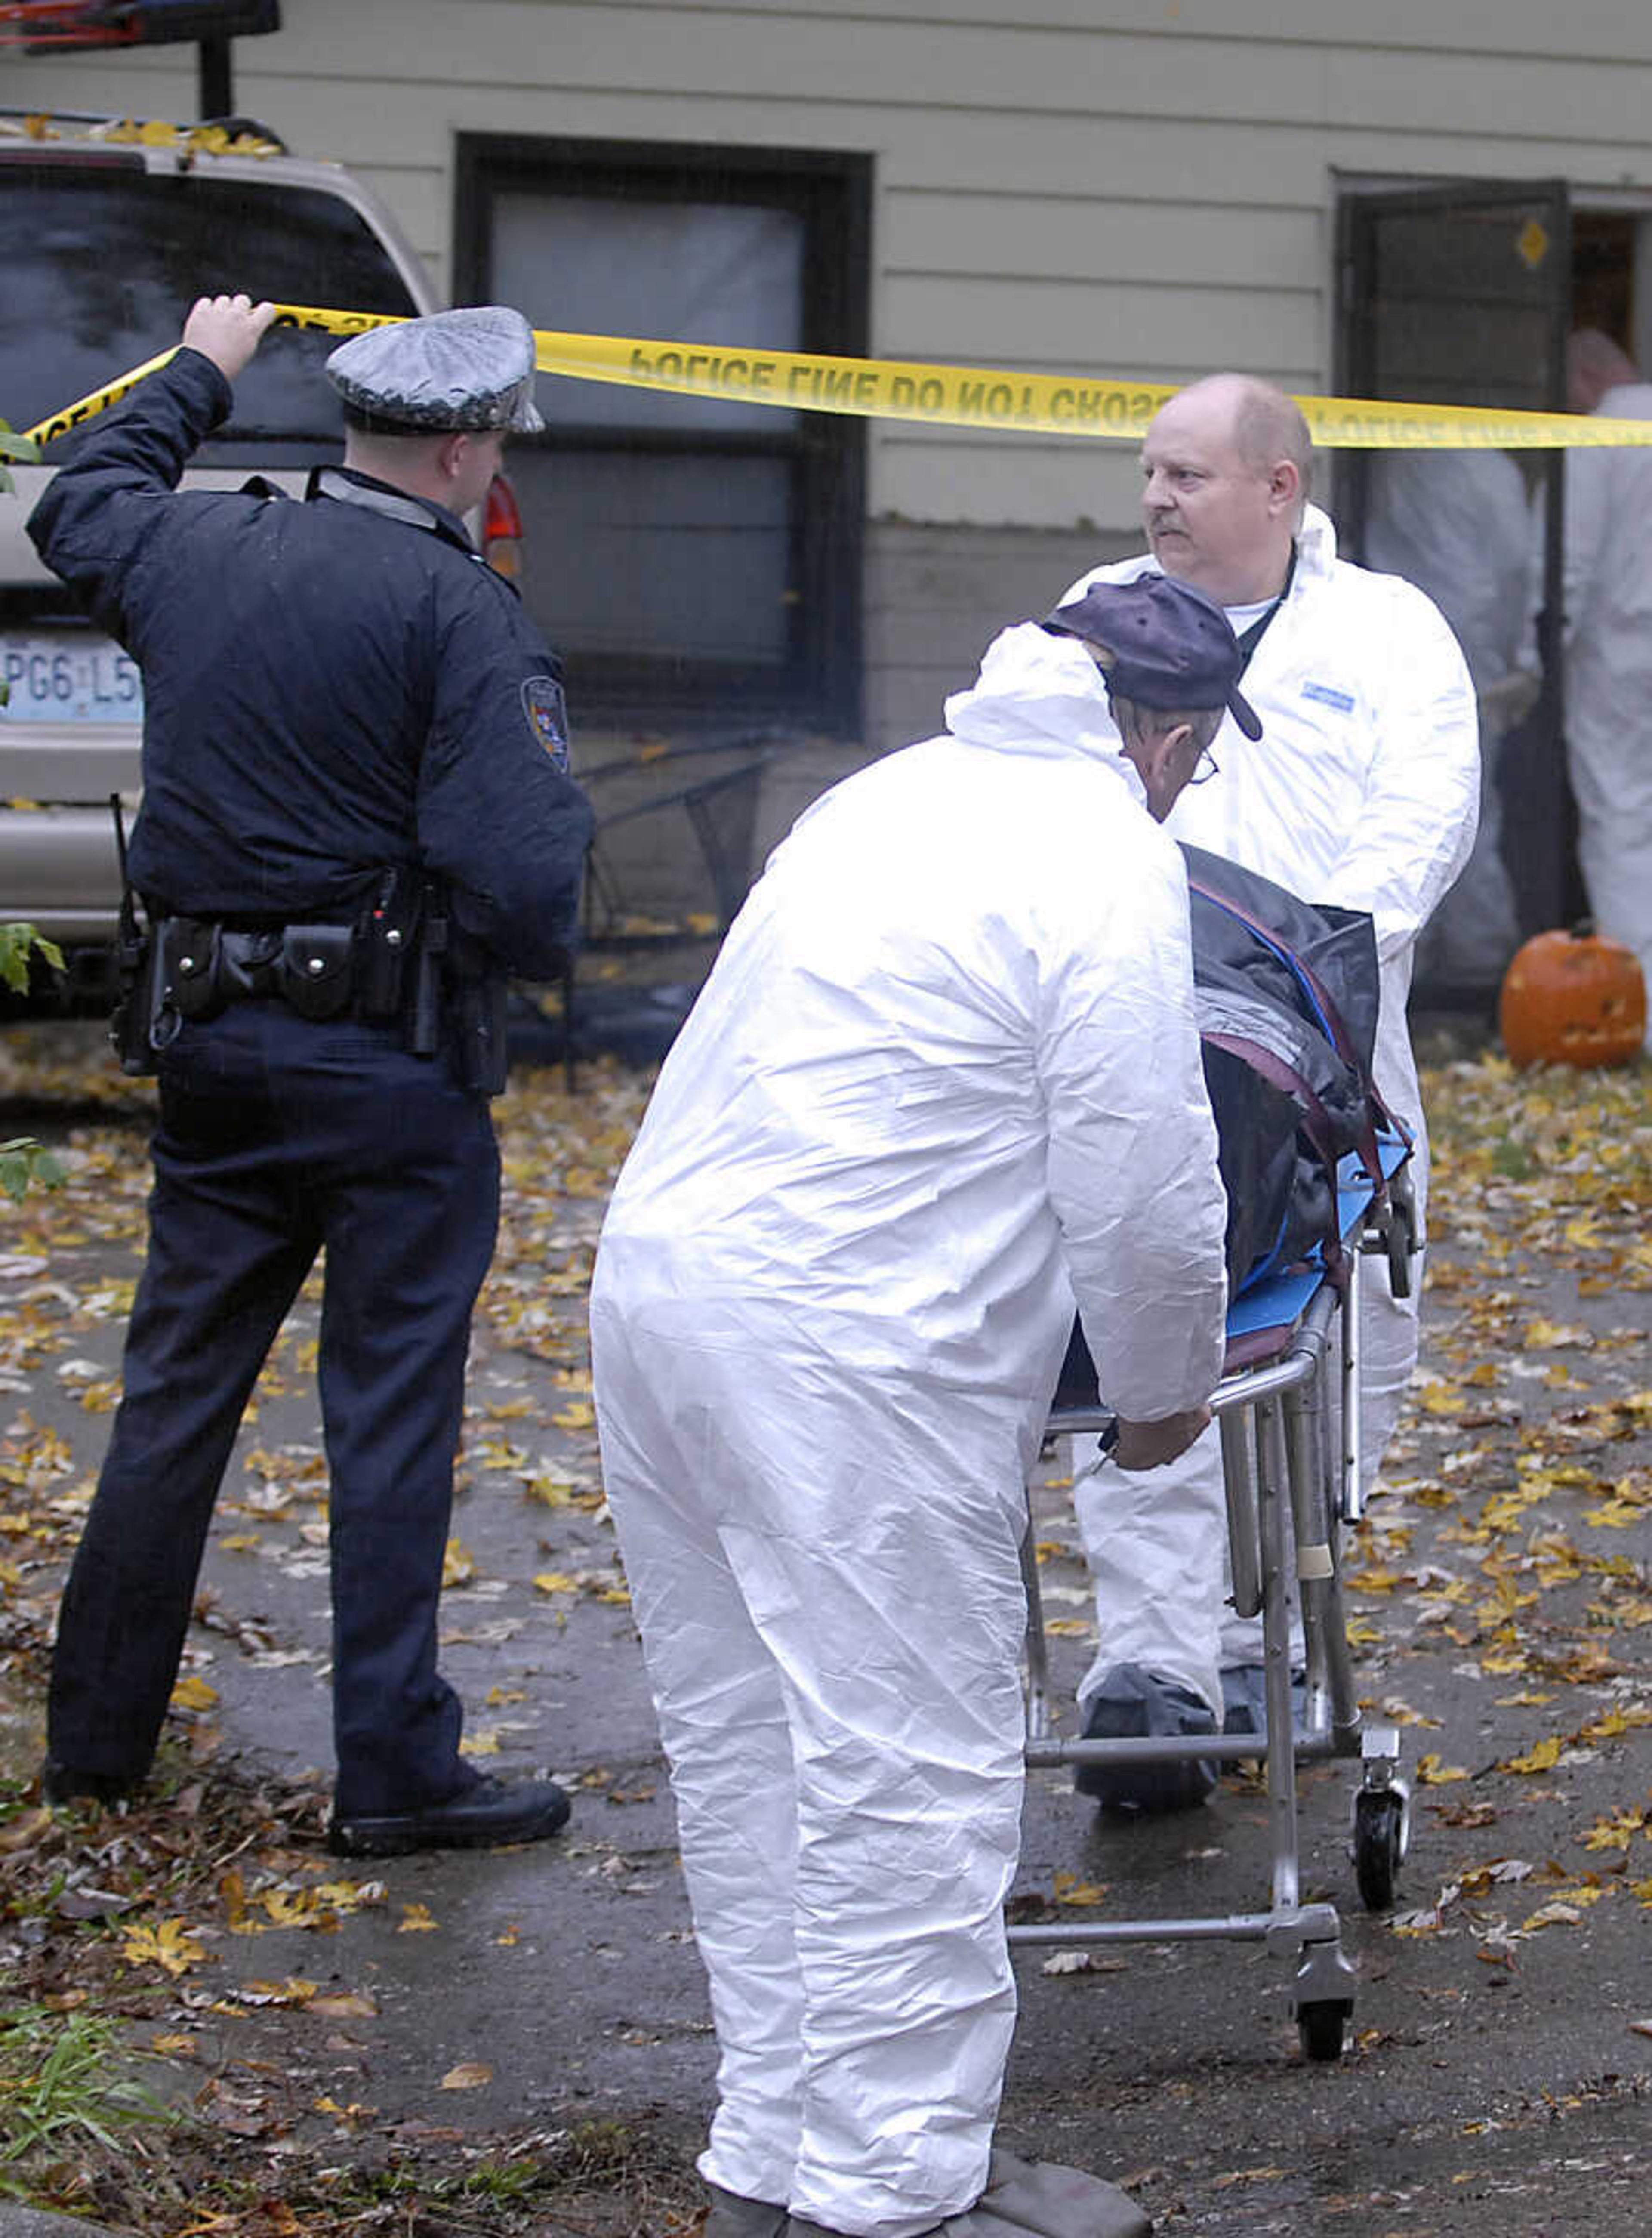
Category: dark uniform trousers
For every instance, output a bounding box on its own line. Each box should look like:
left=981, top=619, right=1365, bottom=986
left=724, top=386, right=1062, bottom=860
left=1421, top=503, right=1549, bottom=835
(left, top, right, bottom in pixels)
left=48, top=1000, right=500, bottom=1815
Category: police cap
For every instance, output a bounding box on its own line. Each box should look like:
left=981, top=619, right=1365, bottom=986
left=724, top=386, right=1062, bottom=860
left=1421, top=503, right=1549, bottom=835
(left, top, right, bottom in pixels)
left=326, top=306, right=545, bottom=434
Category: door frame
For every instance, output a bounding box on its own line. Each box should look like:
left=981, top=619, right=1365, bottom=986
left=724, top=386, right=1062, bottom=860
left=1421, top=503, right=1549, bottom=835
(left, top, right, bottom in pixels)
left=1332, top=174, right=1581, bottom=956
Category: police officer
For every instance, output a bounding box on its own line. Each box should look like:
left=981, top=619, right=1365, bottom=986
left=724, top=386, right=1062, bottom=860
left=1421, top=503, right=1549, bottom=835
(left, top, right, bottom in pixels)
left=30, top=293, right=593, bottom=1857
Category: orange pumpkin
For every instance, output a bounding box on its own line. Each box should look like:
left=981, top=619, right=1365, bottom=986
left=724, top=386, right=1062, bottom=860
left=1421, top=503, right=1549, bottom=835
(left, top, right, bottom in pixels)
left=1498, top=924, right=1647, bottom=1068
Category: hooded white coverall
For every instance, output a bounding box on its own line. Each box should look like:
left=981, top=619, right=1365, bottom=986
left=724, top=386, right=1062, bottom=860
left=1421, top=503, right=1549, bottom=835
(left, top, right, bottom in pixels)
left=1556, top=382, right=1652, bottom=1047
left=1365, top=450, right=1530, bottom=986
left=1058, top=506, right=1479, bottom=1718
left=590, top=624, right=1228, bottom=2238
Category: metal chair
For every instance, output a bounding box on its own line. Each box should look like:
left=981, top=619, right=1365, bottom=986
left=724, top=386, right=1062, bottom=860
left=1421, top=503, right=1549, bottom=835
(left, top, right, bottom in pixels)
left=556, top=751, right=772, bottom=1087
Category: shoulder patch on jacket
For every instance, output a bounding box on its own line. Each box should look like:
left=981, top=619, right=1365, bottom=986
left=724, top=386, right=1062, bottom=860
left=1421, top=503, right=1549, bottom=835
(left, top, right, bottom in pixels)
left=521, top=675, right=569, bottom=767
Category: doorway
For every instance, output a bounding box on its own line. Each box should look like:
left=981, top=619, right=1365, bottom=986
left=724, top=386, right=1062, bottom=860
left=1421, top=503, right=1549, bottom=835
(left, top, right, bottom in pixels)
left=1573, top=209, right=1641, bottom=359
left=1336, top=181, right=1652, bottom=1003
left=1335, top=180, right=1580, bottom=1004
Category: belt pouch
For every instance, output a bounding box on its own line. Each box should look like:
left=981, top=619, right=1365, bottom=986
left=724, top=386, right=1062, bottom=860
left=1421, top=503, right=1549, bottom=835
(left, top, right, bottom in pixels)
left=355, top=869, right=423, bottom=1018
left=279, top=923, right=355, bottom=1020
left=161, top=917, right=227, bottom=1022
left=454, top=971, right=510, bottom=1096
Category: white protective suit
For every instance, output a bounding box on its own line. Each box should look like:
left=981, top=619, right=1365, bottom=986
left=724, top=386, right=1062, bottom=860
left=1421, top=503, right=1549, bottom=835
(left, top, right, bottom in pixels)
left=591, top=623, right=1229, bottom=2238
left=1365, top=450, right=1531, bottom=986
left=1059, top=504, right=1479, bottom=1717
left=1557, top=382, right=1652, bottom=1046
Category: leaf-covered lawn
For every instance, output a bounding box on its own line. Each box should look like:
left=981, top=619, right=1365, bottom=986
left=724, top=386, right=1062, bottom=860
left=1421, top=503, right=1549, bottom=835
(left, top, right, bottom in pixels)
left=0, top=1023, right=1648, bottom=2233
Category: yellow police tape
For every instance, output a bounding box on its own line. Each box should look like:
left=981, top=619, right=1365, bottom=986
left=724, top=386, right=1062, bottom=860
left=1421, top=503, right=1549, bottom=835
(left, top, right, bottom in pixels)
left=19, top=299, right=1652, bottom=452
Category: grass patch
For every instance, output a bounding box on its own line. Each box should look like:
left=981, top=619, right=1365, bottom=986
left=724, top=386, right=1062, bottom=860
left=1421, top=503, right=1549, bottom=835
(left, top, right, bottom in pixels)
left=58, top=2118, right=698, bottom=2238
left=1490, top=1130, right=1537, bottom=1180
left=0, top=2000, right=179, bottom=2197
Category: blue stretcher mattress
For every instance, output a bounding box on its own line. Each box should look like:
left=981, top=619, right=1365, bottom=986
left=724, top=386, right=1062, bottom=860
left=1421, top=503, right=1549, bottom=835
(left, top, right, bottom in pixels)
left=1224, top=1134, right=1410, bottom=1359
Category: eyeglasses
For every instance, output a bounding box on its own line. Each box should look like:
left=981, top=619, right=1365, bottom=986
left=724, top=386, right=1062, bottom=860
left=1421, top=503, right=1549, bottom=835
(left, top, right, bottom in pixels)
left=1187, top=744, right=1220, bottom=786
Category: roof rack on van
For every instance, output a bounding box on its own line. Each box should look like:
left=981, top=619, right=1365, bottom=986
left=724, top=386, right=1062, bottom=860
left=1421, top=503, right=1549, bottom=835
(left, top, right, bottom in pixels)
left=0, top=106, right=287, bottom=152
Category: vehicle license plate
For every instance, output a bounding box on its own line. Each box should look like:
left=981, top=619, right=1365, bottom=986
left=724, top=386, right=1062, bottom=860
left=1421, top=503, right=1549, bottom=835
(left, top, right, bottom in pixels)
left=0, top=633, right=143, bottom=725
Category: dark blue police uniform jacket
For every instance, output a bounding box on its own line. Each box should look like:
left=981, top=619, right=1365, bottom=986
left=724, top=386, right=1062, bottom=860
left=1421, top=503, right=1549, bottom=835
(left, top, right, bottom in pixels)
left=28, top=350, right=594, bottom=1813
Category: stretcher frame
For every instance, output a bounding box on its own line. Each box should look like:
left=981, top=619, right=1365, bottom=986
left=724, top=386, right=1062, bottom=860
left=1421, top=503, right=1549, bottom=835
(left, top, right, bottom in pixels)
left=1010, top=1146, right=1416, bottom=2062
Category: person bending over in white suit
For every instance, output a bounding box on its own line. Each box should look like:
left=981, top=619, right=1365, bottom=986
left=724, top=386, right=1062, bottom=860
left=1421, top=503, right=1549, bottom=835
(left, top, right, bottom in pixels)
left=590, top=576, right=1242, bottom=2238
left=1057, top=374, right=1479, bottom=1809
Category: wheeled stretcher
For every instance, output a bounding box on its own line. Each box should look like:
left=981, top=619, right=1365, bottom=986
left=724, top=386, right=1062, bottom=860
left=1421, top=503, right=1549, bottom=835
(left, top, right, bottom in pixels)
left=1011, top=1138, right=1417, bottom=2062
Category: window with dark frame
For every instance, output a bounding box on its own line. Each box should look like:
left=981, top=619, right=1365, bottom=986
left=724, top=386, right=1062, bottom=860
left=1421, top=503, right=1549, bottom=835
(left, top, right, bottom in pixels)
left=454, top=136, right=870, bottom=733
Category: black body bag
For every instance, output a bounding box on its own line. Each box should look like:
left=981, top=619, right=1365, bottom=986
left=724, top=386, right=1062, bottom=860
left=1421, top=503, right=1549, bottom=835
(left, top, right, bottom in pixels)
left=1052, top=843, right=1396, bottom=1411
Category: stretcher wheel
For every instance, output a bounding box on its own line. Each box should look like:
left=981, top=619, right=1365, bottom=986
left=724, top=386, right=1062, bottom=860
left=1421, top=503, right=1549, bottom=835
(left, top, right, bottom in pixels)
left=1296, top=1998, right=1351, bottom=2062
left=1353, top=1787, right=1407, bottom=1911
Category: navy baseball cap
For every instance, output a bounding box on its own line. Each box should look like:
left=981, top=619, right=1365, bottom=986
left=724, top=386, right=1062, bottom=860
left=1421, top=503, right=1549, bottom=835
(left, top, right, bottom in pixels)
left=1043, top=574, right=1263, bottom=741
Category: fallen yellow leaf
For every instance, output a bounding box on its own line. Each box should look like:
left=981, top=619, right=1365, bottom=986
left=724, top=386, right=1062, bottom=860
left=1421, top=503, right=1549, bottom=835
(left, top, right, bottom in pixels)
left=524, top=1476, right=581, bottom=1506
left=1502, top=1736, right=1565, bottom=1775
left=1579, top=1706, right=1652, bottom=1740
left=1522, top=1319, right=1594, bottom=1351
left=1344, top=1564, right=1406, bottom=1593
left=238, top=1977, right=318, bottom=2006
left=1417, top=1381, right=1467, bottom=1416
left=120, top=1917, right=208, bottom=1976
left=1416, top=1754, right=1470, bottom=1785
left=1052, top=1871, right=1108, bottom=1907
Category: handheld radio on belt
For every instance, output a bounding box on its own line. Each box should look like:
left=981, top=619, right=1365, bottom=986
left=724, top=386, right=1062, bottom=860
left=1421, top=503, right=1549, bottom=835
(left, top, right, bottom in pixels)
left=108, top=791, right=161, bottom=1078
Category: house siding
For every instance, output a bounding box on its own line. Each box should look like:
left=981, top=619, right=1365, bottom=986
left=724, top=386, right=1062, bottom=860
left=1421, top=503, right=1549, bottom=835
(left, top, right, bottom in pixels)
left=17, top=0, right=1652, bottom=758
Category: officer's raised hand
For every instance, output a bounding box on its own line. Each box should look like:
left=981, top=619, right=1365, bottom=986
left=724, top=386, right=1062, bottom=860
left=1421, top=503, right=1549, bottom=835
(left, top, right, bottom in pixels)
left=181, top=293, right=277, bottom=383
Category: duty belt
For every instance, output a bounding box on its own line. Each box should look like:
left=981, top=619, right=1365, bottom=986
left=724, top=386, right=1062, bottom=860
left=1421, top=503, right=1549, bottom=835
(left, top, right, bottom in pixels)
left=114, top=879, right=504, bottom=1093
left=153, top=912, right=391, bottom=1031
